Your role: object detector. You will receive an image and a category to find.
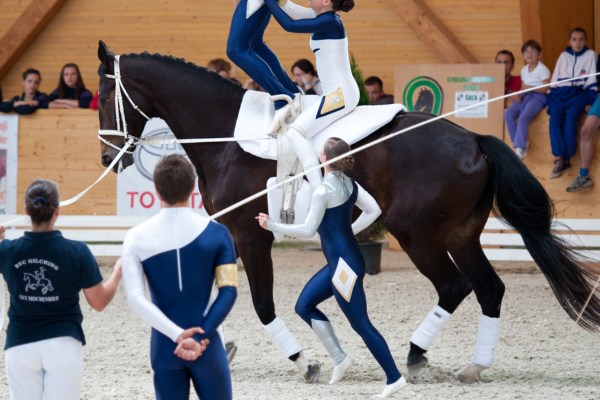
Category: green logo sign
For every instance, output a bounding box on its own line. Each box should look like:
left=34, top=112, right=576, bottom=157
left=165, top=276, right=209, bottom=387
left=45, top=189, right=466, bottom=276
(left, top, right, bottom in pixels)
left=402, top=76, right=444, bottom=115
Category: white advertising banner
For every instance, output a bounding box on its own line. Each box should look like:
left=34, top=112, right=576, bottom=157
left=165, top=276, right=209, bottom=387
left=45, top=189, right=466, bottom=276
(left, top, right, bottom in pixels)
left=116, top=118, right=207, bottom=216
left=0, top=115, right=18, bottom=215
left=454, top=91, right=489, bottom=118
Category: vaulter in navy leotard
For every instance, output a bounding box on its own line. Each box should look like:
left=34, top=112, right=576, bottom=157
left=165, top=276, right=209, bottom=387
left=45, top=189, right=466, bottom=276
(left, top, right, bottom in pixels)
left=257, top=138, right=407, bottom=398
left=122, top=155, right=238, bottom=400
left=226, top=0, right=312, bottom=108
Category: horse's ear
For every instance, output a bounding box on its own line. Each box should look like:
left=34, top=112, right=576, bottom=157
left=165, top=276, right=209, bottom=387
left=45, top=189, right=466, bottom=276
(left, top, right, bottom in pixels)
left=98, top=40, right=114, bottom=74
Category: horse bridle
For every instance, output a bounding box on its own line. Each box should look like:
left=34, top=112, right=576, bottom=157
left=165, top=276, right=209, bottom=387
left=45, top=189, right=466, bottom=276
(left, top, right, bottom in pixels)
left=97, top=54, right=151, bottom=154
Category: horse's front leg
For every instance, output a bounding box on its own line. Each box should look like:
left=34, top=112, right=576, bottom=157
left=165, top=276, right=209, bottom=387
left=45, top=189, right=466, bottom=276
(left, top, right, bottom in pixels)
left=234, top=232, right=320, bottom=383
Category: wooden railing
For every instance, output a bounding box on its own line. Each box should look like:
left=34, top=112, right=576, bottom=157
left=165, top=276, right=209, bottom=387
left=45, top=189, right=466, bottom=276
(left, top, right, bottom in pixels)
left=2, top=215, right=599, bottom=262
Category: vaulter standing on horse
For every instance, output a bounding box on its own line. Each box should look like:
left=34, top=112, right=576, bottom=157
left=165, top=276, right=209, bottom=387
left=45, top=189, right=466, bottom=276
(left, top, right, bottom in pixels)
left=227, top=0, right=313, bottom=128
left=228, top=0, right=359, bottom=189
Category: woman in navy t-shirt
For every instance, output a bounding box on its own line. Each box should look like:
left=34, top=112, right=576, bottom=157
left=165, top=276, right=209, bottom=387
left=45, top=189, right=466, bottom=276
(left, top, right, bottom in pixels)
left=0, top=180, right=122, bottom=400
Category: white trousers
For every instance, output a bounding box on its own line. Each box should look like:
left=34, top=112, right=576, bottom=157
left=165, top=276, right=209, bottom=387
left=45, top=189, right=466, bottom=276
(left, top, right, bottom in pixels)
left=5, top=336, right=83, bottom=400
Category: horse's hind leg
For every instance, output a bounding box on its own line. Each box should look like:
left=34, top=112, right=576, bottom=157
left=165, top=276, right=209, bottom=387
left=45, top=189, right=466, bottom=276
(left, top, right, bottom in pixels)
left=400, top=241, right=473, bottom=380
left=448, top=237, right=505, bottom=383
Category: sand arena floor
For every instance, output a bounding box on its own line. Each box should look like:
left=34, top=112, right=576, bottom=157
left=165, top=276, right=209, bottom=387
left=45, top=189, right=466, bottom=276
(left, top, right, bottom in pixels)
left=0, top=246, right=598, bottom=399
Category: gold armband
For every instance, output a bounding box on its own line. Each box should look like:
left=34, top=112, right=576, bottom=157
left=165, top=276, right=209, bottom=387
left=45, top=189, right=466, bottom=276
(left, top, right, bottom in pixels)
left=215, top=263, right=238, bottom=288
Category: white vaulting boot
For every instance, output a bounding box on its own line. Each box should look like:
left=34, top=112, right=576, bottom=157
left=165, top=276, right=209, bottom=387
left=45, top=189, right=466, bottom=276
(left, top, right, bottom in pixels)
left=330, top=355, right=353, bottom=384
left=374, top=376, right=407, bottom=398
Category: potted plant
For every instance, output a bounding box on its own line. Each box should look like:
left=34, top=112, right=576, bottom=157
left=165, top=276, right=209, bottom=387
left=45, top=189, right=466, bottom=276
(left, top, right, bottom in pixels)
left=355, top=221, right=386, bottom=275
left=350, top=55, right=385, bottom=274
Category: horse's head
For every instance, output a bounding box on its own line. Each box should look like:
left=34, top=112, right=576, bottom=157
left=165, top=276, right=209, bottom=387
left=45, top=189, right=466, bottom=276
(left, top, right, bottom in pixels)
left=97, top=41, right=153, bottom=172
left=414, top=88, right=434, bottom=113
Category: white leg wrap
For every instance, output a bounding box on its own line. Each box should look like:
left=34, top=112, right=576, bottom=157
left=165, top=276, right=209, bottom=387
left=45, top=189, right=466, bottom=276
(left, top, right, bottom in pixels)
left=263, top=317, right=303, bottom=358
left=471, top=315, right=501, bottom=368
left=410, top=305, right=452, bottom=350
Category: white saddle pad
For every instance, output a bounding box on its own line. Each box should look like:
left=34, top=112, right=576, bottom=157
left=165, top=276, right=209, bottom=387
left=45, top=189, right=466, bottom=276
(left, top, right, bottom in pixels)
left=234, top=90, right=406, bottom=160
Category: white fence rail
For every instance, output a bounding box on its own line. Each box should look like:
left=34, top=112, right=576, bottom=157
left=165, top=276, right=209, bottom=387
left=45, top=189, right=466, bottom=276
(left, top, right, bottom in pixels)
left=1, top=215, right=599, bottom=262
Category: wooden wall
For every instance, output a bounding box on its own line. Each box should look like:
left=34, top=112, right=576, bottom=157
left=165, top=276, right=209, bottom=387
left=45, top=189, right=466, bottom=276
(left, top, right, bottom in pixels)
left=16, top=110, right=116, bottom=215
left=1, top=0, right=524, bottom=101
left=13, top=110, right=599, bottom=218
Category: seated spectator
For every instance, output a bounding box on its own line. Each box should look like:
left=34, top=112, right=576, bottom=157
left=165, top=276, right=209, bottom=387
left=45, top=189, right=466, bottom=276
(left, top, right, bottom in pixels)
left=89, top=90, right=99, bottom=111
left=47, top=63, right=93, bottom=109
left=504, top=40, right=550, bottom=160
left=207, top=58, right=242, bottom=86
left=566, top=93, right=600, bottom=191
left=364, top=76, right=394, bottom=105
left=0, top=68, right=48, bottom=114
left=496, top=50, right=522, bottom=108
left=243, top=78, right=263, bottom=91
left=291, top=59, right=322, bottom=95
left=547, top=27, right=597, bottom=179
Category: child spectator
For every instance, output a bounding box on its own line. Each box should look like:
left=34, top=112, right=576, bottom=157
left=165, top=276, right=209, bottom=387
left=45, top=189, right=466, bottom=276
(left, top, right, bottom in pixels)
left=504, top=40, right=550, bottom=160
left=291, top=58, right=322, bottom=95
left=47, top=63, right=93, bottom=109
left=496, top=50, right=522, bottom=108
left=546, top=27, right=597, bottom=179
left=566, top=93, right=600, bottom=191
left=0, top=68, right=48, bottom=114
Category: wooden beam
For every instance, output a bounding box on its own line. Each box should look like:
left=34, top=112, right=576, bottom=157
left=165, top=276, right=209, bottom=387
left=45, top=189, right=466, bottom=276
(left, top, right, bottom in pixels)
left=520, top=0, right=542, bottom=45
left=384, top=0, right=477, bottom=63
left=595, top=0, right=600, bottom=52
left=0, top=0, right=68, bottom=80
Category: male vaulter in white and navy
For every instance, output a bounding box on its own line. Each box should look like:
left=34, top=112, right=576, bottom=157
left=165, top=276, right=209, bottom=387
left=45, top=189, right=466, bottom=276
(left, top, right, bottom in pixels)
left=122, top=155, right=238, bottom=400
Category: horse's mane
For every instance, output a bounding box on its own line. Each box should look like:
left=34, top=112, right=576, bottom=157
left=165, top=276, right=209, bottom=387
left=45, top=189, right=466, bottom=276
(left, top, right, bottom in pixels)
left=122, top=51, right=244, bottom=90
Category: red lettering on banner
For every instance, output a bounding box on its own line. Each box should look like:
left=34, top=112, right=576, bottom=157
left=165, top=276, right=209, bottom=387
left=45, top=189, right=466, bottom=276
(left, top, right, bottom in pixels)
left=0, top=136, right=6, bottom=144
left=140, top=192, right=155, bottom=208
left=127, top=191, right=139, bottom=208
left=191, top=192, right=204, bottom=209
left=0, top=121, right=7, bottom=132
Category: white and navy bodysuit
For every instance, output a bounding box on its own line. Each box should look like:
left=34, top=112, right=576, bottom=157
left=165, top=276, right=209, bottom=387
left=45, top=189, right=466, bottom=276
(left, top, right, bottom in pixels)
left=226, top=0, right=314, bottom=109
left=122, top=208, right=238, bottom=400
left=267, top=172, right=402, bottom=385
left=265, top=0, right=360, bottom=137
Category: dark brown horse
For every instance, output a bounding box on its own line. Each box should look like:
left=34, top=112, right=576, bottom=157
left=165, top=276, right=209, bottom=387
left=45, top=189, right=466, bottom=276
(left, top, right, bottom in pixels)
left=96, top=42, right=600, bottom=383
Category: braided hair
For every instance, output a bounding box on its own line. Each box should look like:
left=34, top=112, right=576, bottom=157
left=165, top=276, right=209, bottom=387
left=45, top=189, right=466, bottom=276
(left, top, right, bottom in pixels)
left=324, top=137, right=354, bottom=172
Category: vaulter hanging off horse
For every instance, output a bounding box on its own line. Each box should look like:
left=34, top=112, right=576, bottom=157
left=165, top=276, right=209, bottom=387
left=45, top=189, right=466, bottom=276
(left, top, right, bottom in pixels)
left=227, top=0, right=360, bottom=190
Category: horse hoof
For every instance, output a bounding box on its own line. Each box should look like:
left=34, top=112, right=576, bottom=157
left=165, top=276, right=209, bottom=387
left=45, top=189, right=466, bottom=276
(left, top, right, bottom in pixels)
left=225, top=341, right=237, bottom=364
left=457, top=364, right=486, bottom=384
left=406, top=357, right=428, bottom=381
left=304, top=361, right=321, bottom=383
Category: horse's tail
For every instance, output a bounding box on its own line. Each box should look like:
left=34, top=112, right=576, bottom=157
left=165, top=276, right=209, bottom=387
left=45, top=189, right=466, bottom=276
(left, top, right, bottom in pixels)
left=477, top=134, right=600, bottom=332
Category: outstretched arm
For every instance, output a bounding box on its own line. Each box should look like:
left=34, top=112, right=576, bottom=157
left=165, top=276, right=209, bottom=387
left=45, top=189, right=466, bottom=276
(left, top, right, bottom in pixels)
left=257, top=186, right=328, bottom=238
left=280, top=0, right=317, bottom=19
left=264, top=0, right=335, bottom=33
left=352, top=182, right=382, bottom=235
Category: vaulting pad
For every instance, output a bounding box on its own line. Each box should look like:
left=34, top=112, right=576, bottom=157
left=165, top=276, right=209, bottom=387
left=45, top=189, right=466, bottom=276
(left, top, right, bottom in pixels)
left=234, top=90, right=406, bottom=160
